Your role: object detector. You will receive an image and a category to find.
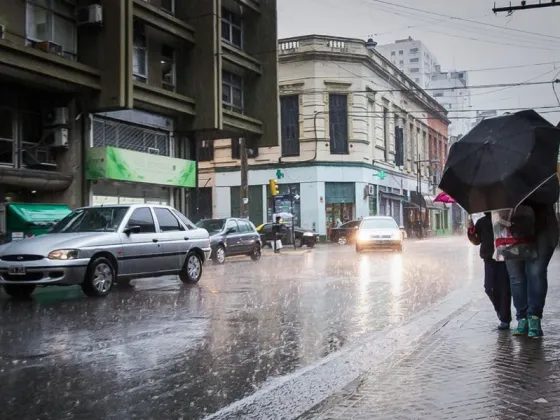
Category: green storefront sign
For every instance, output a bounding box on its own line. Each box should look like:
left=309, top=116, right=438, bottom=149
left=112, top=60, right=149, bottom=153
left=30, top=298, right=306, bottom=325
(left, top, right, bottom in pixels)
left=86, top=147, right=196, bottom=188
left=5, top=203, right=71, bottom=241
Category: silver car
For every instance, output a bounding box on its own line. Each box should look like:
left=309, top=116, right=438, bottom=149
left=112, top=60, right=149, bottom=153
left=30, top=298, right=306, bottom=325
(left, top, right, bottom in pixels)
left=0, top=205, right=211, bottom=298
left=355, top=216, right=404, bottom=253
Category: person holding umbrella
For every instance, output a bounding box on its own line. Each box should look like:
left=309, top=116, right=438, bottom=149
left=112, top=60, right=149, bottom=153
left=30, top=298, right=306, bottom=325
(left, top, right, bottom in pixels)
left=467, top=213, right=512, bottom=330
left=505, top=178, right=559, bottom=337
left=439, top=110, right=560, bottom=337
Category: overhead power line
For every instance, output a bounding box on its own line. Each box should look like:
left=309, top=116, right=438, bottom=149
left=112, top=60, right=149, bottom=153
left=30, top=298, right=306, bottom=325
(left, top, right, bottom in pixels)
left=493, top=1, right=560, bottom=13
left=363, top=0, right=560, bottom=41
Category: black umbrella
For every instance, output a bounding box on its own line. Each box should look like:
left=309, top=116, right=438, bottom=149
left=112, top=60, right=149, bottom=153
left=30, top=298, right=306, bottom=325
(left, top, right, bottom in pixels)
left=439, top=110, right=560, bottom=214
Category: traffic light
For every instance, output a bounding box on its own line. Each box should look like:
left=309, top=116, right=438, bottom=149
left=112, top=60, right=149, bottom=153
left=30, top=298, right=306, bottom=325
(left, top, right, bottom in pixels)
left=269, top=179, right=279, bottom=196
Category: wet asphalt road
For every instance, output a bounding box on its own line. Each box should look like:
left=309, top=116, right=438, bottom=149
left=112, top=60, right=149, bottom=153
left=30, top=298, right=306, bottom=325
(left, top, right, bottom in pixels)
left=0, top=237, right=480, bottom=420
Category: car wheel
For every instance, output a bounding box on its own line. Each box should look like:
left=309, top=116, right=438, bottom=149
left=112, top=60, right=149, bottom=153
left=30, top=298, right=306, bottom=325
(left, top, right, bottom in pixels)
left=3, top=284, right=36, bottom=299
left=82, top=257, right=115, bottom=297
left=180, top=252, right=203, bottom=284
left=212, top=245, right=226, bottom=265
left=338, top=236, right=347, bottom=245
left=250, top=243, right=261, bottom=261
left=294, top=238, right=303, bottom=248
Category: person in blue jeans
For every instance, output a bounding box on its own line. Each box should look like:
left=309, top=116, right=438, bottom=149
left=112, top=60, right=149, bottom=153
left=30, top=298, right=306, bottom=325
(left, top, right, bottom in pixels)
left=506, top=193, right=559, bottom=338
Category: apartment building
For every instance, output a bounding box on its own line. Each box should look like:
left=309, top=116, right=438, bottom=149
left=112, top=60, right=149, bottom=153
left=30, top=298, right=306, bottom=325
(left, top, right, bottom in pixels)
left=0, top=0, right=278, bottom=222
left=376, top=36, right=439, bottom=90
left=200, top=35, right=451, bottom=237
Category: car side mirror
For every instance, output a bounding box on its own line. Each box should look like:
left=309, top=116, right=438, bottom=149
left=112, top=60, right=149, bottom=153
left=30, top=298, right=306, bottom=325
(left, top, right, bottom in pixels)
left=226, top=228, right=236, bottom=235
left=124, top=225, right=141, bottom=236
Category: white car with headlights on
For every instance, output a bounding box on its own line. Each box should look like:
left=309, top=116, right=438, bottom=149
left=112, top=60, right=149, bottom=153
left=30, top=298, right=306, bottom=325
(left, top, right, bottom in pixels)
left=355, top=216, right=404, bottom=253
left=0, top=205, right=211, bottom=299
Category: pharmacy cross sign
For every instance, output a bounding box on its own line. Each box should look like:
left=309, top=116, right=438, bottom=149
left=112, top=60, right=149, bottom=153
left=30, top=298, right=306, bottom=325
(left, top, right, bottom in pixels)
left=276, top=169, right=285, bottom=179
left=373, top=170, right=387, bottom=180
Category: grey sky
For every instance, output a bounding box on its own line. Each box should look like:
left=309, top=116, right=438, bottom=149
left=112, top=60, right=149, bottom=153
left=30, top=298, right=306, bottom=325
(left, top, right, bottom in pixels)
left=277, top=0, right=560, bottom=125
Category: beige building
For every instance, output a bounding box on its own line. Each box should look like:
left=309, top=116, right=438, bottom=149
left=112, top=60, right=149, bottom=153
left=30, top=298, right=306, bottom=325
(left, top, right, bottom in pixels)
left=200, top=35, right=450, bottom=237
left=0, top=0, right=278, bottom=219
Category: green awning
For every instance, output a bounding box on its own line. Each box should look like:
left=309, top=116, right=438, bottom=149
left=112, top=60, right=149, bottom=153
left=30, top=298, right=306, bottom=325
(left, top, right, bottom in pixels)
left=7, top=203, right=71, bottom=227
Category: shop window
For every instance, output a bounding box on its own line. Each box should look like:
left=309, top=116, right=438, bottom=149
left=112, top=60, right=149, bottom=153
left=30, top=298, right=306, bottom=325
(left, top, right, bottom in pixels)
left=155, top=207, right=184, bottom=232
left=0, top=109, right=14, bottom=165
left=127, top=207, right=156, bottom=233
left=222, top=71, right=244, bottom=113
left=161, top=45, right=176, bottom=92
left=133, top=21, right=147, bottom=82
left=26, top=0, right=77, bottom=59
left=221, top=7, right=243, bottom=49
left=329, top=94, right=348, bottom=155
left=281, top=95, right=300, bottom=157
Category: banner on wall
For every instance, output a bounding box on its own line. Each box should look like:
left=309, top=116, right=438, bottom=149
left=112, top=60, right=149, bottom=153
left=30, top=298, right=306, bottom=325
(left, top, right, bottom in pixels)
left=86, top=147, right=196, bottom=188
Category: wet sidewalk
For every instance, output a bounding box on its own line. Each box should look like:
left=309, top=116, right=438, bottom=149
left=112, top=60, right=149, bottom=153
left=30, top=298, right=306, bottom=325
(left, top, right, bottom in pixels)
left=302, top=266, right=560, bottom=419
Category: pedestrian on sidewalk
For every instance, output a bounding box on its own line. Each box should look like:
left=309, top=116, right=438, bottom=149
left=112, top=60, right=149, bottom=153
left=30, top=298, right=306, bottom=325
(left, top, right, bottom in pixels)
left=505, top=182, right=559, bottom=338
left=468, top=213, right=512, bottom=330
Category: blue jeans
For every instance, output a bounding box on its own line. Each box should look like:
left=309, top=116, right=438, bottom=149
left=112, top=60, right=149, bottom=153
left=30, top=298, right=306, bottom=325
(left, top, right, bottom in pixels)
left=506, top=232, right=558, bottom=320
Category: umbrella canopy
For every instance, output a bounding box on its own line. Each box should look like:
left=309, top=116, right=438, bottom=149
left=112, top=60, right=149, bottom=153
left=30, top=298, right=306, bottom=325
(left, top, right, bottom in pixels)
left=439, top=110, right=560, bottom=214
left=434, top=192, right=456, bottom=204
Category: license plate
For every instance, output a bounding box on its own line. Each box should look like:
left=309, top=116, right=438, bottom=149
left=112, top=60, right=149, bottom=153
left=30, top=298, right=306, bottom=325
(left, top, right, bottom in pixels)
left=8, top=265, right=26, bottom=275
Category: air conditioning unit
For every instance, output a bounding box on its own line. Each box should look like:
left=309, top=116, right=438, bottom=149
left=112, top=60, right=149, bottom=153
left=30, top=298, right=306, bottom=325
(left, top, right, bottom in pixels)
left=77, top=5, right=103, bottom=26
left=44, top=108, right=69, bottom=127
left=36, top=41, right=64, bottom=56
left=0, top=24, right=5, bottom=40
left=52, top=128, right=69, bottom=148
left=368, top=184, right=375, bottom=196
left=247, top=147, right=259, bottom=158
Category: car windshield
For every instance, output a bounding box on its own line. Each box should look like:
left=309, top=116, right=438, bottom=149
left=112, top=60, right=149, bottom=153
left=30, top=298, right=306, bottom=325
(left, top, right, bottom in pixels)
left=360, top=218, right=398, bottom=230
left=49, top=207, right=129, bottom=233
left=196, top=219, right=226, bottom=233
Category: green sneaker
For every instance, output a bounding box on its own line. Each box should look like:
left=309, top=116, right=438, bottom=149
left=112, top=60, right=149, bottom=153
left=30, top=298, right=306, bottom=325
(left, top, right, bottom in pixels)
left=528, top=316, right=544, bottom=338
left=512, top=318, right=528, bottom=336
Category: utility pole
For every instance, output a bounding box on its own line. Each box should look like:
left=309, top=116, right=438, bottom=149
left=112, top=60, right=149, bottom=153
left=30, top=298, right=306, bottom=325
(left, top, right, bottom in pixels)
left=493, top=1, right=560, bottom=13
left=240, top=137, right=249, bottom=219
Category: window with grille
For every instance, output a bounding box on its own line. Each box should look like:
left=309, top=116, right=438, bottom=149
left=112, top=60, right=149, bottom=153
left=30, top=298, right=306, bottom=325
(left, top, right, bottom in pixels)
left=280, top=95, right=300, bottom=157
left=93, top=118, right=170, bottom=156
left=329, top=94, right=348, bottom=155
left=221, top=7, right=242, bottom=49
left=222, top=71, right=243, bottom=113
left=26, top=0, right=77, bottom=59
left=133, top=21, right=147, bottom=82
left=21, top=111, right=54, bottom=165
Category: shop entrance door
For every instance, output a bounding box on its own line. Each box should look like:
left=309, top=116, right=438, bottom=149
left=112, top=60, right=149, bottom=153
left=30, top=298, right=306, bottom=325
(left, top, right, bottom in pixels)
left=326, top=203, right=354, bottom=228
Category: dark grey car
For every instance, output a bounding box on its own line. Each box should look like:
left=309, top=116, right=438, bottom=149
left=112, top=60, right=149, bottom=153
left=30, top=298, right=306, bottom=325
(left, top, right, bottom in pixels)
left=195, top=218, right=262, bottom=264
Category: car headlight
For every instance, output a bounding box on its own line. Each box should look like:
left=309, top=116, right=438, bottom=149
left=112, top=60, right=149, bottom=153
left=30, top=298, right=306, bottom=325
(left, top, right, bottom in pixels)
left=303, top=232, right=313, bottom=237
left=48, top=249, right=79, bottom=260
left=358, top=231, right=370, bottom=241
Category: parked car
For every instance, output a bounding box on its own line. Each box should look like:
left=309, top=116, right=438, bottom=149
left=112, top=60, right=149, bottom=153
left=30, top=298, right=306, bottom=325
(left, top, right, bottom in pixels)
left=0, top=205, right=211, bottom=299
left=195, top=218, right=262, bottom=264
left=355, top=216, right=404, bottom=253
left=329, top=220, right=361, bottom=245
left=256, top=223, right=318, bottom=248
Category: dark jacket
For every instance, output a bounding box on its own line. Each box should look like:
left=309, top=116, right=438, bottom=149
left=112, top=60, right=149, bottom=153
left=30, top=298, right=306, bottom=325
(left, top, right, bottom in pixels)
left=468, top=215, right=494, bottom=260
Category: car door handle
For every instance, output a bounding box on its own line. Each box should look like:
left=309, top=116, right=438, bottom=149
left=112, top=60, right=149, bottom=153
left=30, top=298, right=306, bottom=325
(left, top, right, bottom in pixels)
left=152, top=239, right=159, bottom=243
left=184, top=237, right=189, bottom=241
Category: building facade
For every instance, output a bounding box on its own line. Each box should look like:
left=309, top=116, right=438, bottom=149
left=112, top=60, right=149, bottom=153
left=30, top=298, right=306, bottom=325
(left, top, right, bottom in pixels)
left=378, top=38, right=473, bottom=138
left=430, top=66, right=472, bottom=137
left=0, top=0, right=278, bottom=225
left=200, top=35, right=451, bottom=238
left=376, top=36, right=439, bottom=90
